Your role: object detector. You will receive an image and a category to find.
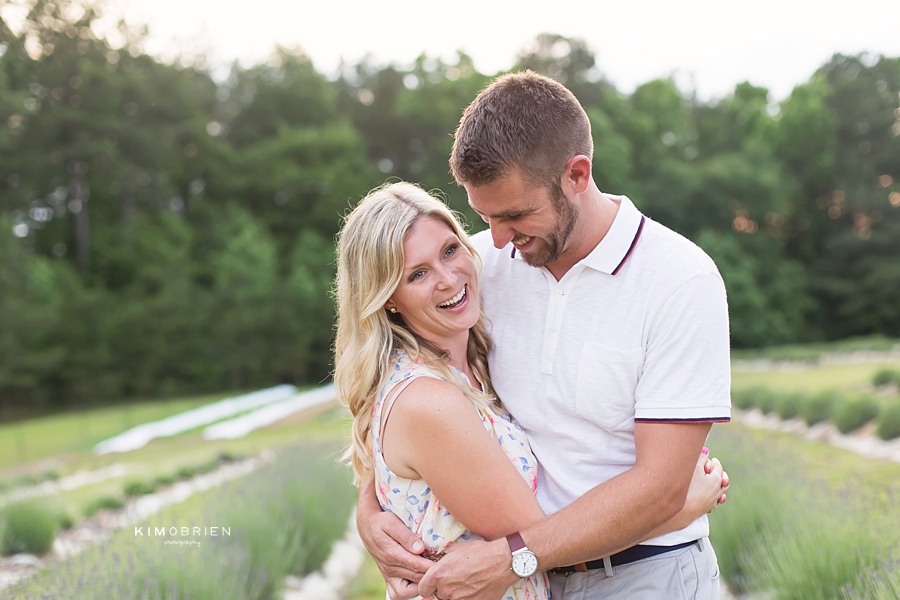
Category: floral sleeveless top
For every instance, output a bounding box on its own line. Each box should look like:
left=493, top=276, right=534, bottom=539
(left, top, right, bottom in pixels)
left=372, top=350, right=549, bottom=600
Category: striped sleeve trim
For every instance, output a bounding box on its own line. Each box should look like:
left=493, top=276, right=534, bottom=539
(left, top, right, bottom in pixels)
left=635, top=417, right=731, bottom=424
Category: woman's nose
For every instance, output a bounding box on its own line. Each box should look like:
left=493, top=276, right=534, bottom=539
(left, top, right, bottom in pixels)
left=434, top=263, right=456, bottom=289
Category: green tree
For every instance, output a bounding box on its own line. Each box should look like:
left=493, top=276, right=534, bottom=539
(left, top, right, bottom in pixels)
left=697, top=230, right=810, bottom=347
left=209, top=207, right=280, bottom=389
left=0, top=217, right=65, bottom=411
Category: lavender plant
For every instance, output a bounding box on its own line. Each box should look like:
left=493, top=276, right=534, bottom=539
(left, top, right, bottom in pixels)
left=707, top=426, right=900, bottom=599
left=6, top=441, right=353, bottom=600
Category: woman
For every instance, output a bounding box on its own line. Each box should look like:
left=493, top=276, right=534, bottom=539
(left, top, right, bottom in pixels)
left=334, top=182, right=728, bottom=600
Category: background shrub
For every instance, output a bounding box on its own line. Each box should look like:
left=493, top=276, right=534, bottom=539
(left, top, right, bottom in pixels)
left=0, top=501, right=59, bottom=555
left=83, top=495, right=125, bottom=517
left=733, top=387, right=761, bottom=410
left=40, top=470, right=60, bottom=482
left=799, top=390, right=839, bottom=426
left=872, top=369, right=900, bottom=387
left=56, top=510, right=74, bottom=531
left=757, top=391, right=777, bottom=415
left=775, top=393, right=803, bottom=420
left=176, top=465, right=198, bottom=480
left=833, top=395, right=880, bottom=434
left=217, top=451, right=241, bottom=463
left=196, top=458, right=221, bottom=474
left=876, top=402, right=900, bottom=441
left=123, top=480, right=158, bottom=498
left=152, top=474, right=176, bottom=488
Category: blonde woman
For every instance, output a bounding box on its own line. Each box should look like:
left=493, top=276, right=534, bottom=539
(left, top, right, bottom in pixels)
left=334, top=182, right=727, bottom=600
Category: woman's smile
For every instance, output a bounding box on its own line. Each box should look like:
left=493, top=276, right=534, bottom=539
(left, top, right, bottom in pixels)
left=387, top=217, right=480, bottom=345
left=437, top=284, right=468, bottom=310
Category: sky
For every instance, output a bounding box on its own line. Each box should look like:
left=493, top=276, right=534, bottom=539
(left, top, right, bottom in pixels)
left=42, top=0, right=900, bottom=101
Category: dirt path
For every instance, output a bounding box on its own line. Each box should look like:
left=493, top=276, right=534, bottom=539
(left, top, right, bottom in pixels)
left=0, top=464, right=135, bottom=508
left=733, top=408, right=900, bottom=463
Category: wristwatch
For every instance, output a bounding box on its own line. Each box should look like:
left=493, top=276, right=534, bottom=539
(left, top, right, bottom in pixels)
left=506, top=532, right=538, bottom=578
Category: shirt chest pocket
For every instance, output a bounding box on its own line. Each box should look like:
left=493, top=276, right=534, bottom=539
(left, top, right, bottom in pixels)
left=574, top=343, right=642, bottom=430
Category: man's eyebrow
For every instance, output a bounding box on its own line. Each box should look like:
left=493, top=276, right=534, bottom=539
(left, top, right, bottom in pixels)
left=467, top=203, right=533, bottom=219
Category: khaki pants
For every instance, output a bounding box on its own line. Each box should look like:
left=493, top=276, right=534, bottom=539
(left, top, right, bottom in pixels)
left=549, top=538, right=720, bottom=600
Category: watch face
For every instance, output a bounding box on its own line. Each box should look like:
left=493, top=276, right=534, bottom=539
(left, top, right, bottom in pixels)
left=512, top=550, right=538, bottom=577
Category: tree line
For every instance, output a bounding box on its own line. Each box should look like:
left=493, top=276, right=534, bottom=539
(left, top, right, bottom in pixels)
left=1, top=0, right=899, bottom=415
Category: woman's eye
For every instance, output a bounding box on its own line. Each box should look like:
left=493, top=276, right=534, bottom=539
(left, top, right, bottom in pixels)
left=445, top=244, right=458, bottom=257
left=410, top=270, right=425, bottom=282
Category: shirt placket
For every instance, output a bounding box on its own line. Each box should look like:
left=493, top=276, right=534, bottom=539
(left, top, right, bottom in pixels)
left=539, top=266, right=585, bottom=375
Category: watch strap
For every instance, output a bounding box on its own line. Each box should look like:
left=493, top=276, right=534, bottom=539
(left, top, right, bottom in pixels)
left=506, top=531, right=527, bottom=552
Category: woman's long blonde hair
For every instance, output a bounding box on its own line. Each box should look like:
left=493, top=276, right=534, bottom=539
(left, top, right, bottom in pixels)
left=334, top=182, right=495, bottom=486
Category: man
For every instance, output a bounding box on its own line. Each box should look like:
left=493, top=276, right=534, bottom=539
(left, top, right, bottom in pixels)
left=356, top=70, right=731, bottom=599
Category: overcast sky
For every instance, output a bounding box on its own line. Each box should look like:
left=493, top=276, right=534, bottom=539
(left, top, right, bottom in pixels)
left=92, top=0, right=900, bottom=101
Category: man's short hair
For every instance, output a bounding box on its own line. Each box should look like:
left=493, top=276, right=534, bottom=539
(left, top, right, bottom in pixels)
left=450, top=70, right=593, bottom=190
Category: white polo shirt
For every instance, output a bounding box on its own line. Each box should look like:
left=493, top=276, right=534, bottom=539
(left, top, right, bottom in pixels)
left=472, top=194, right=731, bottom=546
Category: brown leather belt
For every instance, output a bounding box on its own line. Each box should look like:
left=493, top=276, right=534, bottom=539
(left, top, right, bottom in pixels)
left=548, top=540, right=698, bottom=575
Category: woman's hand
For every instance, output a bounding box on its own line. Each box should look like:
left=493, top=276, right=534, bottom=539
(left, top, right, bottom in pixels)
left=685, top=447, right=729, bottom=516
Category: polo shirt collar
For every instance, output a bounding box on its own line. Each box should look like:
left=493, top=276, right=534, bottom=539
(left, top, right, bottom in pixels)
left=580, top=195, right=646, bottom=275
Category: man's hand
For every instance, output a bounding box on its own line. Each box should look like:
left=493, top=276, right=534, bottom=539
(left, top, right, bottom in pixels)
left=356, top=482, right=434, bottom=600
left=418, top=538, right=517, bottom=600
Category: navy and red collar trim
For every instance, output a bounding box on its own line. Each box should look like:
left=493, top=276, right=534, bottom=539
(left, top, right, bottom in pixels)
left=508, top=196, right=647, bottom=277
left=611, top=216, right=645, bottom=275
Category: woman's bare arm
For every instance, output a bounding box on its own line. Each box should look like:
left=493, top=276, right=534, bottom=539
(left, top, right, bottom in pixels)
left=382, top=377, right=545, bottom=540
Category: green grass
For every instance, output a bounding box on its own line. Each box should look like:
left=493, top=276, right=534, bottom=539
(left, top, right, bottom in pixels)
left=732, top=361, right=900, bottom=396
left=34, top=405, right=344, bottom=518
left=708, top=423, right=900, bottom=598
left=1, top=394, right=341, bottom=486
left=346, top=552, right=388, bottom=600
left=710, top=340, right=900, bottom=600
left=731, top=335, right=900, bottom=362
left=0, top=394, right=227, bottom=470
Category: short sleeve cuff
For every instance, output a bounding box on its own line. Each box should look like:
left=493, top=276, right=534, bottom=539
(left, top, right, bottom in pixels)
left=634, top=404, right=731, bottom=423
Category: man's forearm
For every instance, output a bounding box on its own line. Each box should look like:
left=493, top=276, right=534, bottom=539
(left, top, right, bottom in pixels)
left=520, top=467, right=681, bottom=568
left=521, top=423, right=710, bottom=569
left=356, top=476, right=381, bottom=527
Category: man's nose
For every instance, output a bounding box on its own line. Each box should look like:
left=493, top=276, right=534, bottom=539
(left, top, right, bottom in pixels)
left=489, top=220, right=514, bottom=249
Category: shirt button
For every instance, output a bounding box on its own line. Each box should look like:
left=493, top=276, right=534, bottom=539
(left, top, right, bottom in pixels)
left=557, top=291, right=565, bottom=296
left=549, top=328, right=556, bottom=333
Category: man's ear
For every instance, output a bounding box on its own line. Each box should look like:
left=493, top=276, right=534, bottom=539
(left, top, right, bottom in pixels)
left=562, top=155, right=592, bottom=195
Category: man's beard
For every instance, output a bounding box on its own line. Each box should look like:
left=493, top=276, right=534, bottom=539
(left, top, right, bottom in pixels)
left=520, top=192, right=578, bottom=268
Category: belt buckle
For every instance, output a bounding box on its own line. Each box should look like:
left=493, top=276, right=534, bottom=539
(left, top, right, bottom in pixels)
left=549, top=562, right=589, bottom=577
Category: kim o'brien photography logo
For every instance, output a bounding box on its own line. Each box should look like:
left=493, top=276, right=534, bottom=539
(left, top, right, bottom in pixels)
left=134, top=525, right=231, bottom=548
